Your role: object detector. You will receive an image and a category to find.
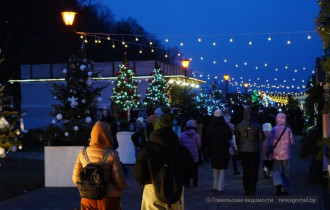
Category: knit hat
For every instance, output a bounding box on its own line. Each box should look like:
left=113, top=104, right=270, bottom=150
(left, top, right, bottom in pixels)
left=186, top=120, right=195, bottom=128
left=154, top=113, right=174, bottom=130
left=262, top=123, right=272, bottom=132
left=214, top=109, right=223, bottom=117
left=136, top=117, right=144, bottom=125
left=154, top=108, right=164, bottom=118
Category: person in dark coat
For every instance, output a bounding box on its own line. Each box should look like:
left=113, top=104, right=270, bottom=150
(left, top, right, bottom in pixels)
left=235, top=108, right=265, bottom=196
left=134, top=113, right=194, bottom=209
left=206, top=109, right=233, bottom=192
left=100, top=109, right=119, bottom=150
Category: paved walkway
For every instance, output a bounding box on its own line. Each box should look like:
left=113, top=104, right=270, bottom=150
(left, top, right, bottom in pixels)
left=0, top=136, right=325, bottom=210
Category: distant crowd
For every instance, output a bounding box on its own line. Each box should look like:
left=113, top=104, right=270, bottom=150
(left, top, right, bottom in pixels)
left=72, top=105, right=294, bottom=210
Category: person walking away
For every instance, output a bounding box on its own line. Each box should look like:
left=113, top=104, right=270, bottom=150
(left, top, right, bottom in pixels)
left=261, top=123, right=273, bottom=178
left=235, top=108, right=265, bottom=196
left=267, top=113, right=294, bottom=195
left=206, top=109, right=233, bottom=193
left=201, top=109, right=211, bottom=162
left=228, top=123, right=240, bottom=175
left=100, top=108, right=119, bottom=150
left=134, top=113, right=194, bottom=210
left=179, top=120, right=201, bottom=187
left=72, top=121, right=127, bottom=210
left=131, top=117, right=145, bottom=159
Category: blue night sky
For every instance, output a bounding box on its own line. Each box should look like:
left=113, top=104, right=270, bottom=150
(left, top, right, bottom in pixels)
left=104, top=0, right=323, bottom=94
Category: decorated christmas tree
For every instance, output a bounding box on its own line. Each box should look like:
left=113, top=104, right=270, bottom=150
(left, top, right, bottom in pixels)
left=144, top=64, right=170, bottom=108
left=111, top=60, right=141, bottom=111
left=46, top=56, right=106, bottom=146
left=251, top=89, right=262, bottom=106
left=0, top=84, right=23, bottom=158
left=195, top=80, right=226, bottom=114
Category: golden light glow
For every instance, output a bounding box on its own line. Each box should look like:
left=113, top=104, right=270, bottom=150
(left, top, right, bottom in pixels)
left=181, top=59, right=190, bottom=69
left=224, top=74, right=230, bottom=81
left=61, top=11, right=77, bottom=26
left=244, top=83, right=249, bottom=88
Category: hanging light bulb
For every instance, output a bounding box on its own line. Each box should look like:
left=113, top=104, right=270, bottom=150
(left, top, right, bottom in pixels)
left=307, top=35, right=311, bottom=39
left=287, top=40, right=291, bottom=44
left=80, top=35, right=84, bottom=39
left=213, top=42, right=216, bottom=46
left=249, top=41, right=252, bottom=45
left=107, top=36, right=111, bottom=40
left=213, top=61, right=216, bottom=64
left=165, top=38, right=169, bottom=42
left=150, top=41, right=153, bottom=45
left=198, top=38, right=202, bottom=42
left=229, top=38, right=233, bottom=42
left=268, top=37, right=271, bottom=41
left=200, top=57, right=204, bottom=60
left=151, top=48, right=154, bottom=53
left=135, top=37, right=139, bottom=41
left=224, top=59, right=227, bottom=63
left=180, top=42, right=183, bottom=46
left=255, top=66, right=258, bottom=69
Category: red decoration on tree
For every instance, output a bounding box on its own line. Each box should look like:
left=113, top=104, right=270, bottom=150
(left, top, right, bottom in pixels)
left=160, top=70, right=163, bottom=74
left=129, top=89, right=133, bottom=94
left=125, top=64, right=128, bottom=67
left=134, top=98, right=139, bottom=103
left=161, top=88, right=164, bottom=92
left=116, top=71, right=121, bottom=76
left=146, top=90, right=150, bottom=94
left=126, top=78, right=130, bottom=82
left=149, top=79, right=153, bottom=83
left=151, top=72, right=155, bottom=76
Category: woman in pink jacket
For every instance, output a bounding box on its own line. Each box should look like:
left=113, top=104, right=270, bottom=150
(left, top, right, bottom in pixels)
left=179, top=120, right=201, bottom=187
left=267, top=113, right=294, bottom=196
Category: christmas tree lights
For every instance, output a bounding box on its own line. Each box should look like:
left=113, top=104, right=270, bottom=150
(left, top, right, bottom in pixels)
left=111, top=63, right=141, bottom=111
left=144, top=64, right=170, bottom=108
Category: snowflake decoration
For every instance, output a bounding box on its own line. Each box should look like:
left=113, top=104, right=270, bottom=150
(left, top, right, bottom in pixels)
left=68, top=96, right=78, bottom=108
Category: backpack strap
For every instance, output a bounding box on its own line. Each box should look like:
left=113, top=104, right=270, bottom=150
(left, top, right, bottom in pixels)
left=83, top=147, right=112, bottom=166
left=82, top=147, right=91, bottom=164
left=100, top=150, right=112, bottom=165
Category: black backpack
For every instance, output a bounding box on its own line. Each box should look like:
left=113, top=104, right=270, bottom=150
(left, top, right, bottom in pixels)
left=148, top=144, right=183, bottom=208
left=77, top=147, right=112, bottom=200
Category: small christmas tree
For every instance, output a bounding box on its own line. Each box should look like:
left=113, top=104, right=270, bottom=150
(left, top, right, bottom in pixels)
left=0, top=84, right=23, bottom=157
left=251, top=89, right=262, bottom=106
left=46, top=56, right=106, bottom=146
left=111, top=61, right=141, bottom=111
left=144, top=64, right=170, bottom=108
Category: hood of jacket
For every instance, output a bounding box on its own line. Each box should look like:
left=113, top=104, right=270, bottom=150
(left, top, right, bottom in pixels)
left=149, top=127, right=179, bottom=149
left=89, top=121, right=113, bottom=149
left=276, top=113, right=286, bottom=126
left=210, top=116, right=226, bottom=126
left=243, top=108, right=252, bottom=122
left=183, top=128, right=196, bottom=136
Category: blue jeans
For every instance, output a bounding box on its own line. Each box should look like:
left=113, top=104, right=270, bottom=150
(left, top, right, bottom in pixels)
left=272, top=159, right=290, bottom=192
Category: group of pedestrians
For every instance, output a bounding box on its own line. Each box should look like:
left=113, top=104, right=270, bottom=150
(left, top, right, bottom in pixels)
left=70, top=105, right=294, bottom=210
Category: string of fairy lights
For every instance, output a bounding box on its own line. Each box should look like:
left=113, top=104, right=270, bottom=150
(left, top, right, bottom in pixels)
left=76, top=30, right=318, bottom=96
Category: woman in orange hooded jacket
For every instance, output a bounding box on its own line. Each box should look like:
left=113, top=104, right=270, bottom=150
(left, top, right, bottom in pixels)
left=72, top=121, right=127, bottom=210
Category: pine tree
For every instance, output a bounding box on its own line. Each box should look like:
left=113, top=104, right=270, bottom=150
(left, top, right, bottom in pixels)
left=46, top=56, right=106, bottom=146
left=0, top=84, right=23, bottom=157
left=251, top=89, right=262, bottom=106
left=144, top=64, right=170, bottom=108
left=111, top=62, right=141, bottom=111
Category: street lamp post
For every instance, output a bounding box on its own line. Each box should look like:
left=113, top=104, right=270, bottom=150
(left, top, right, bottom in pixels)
left=224, top=74, right=230, bottom=96
left=244, top=83, right=249, bottom=94
left=61, top=11, right=77, bottom=58
left=181, top=58, right=190, bottom=83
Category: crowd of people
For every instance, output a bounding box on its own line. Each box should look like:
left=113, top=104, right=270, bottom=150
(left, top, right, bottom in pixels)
left=71, top=105, right=294, bottom=210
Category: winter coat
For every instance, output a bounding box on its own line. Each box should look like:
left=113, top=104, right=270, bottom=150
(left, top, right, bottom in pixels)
left=134, top=127, right=194, bottom=186
left=268, top=113, right=294, bottom=160
left=206, top=116, right=233, bottom=169
left=235, top=109, right=265, bottom=152
left=72, top=121, right=127, bottom=197
left=179, top=128, right=201, bottom=162
left=134, top=127, right=194, bottom=210
left=131, top=123, right=154, bottom=149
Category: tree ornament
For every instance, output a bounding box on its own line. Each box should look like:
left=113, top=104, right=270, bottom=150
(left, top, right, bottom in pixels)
left=80, top=64, right=86, bottom=71
left=67, top=96, right=78, bottom=108
left=126, top=78, right=130, bottom=82
left=62, top=69, right=67, bottom=74
left=85, top=116, right=92, bottom=123
left=18, top=145, right=23, bottom=150
left=149, top=79, right=153, bottom=83
left=116, top=71, right=121, bottom=76
left=160, top=70, right=163, bottom=74
left=16, top=130, right=21, bottom=135
left=52, top=119, right=57, bottom=124
left=86, top=79, right=93, bottom=87
left=56, top=113, right=63, bottom=121
left=11, top=146, right=17, bottom=152
left=0, top=147, right=5, bottom=155
left=81, top=99, right=86, bottom=104
left=64, top=132, right=69, bottom=137
left=74, top=126, right=79, bottom=131
left=0, top=117, right=9, bottom=129
left=129, top=89, right=133, bottom=94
